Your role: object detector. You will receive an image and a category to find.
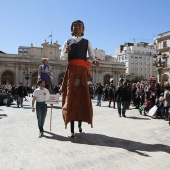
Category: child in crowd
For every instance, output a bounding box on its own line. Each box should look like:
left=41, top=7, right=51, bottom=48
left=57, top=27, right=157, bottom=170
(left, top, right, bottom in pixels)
left=139, top=97, right=150, bottom=116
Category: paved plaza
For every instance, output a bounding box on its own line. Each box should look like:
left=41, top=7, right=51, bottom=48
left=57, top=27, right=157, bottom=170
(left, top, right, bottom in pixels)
left=0, top=96, right=170, bottom=170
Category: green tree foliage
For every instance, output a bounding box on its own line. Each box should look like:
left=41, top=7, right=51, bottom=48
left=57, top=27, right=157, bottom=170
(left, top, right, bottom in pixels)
left=126, top=73, right=144, bottom=83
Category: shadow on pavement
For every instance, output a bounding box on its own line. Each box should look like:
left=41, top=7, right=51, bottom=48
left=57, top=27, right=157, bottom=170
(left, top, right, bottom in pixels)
left=43, top=131, right=70, bottom=141
left=126, top=116, right=151, bottom=120
left=71, top=133, right=170, bottom=156
left=0, top=113, right=7, bottom=119
left=0, top=114, right=7, bottom=117
left=23, top=107, right=32, bottom=109
left=99, top=106, right=115, bottom=108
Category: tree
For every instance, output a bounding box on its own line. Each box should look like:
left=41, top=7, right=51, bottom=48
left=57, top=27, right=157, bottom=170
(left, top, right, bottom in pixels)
left=126, top=73, right=144, bottom=83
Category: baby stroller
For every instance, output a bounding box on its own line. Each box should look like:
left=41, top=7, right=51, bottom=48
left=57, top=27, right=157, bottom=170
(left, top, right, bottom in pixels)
left=148, top=97, right=164, bottom=119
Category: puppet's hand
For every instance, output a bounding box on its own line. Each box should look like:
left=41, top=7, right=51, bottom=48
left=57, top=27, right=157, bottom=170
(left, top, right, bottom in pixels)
left=65, top=45, right=71, bottom=53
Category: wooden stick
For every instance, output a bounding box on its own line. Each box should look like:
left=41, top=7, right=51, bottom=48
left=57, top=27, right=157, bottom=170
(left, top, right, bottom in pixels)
left=50, top=105, right=52, bottom=131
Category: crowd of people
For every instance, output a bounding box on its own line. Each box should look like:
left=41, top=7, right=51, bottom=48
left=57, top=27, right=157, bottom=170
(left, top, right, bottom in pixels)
left=0, top=82, right=60, bottom=107
left=88, top=79, right=170, bottom=125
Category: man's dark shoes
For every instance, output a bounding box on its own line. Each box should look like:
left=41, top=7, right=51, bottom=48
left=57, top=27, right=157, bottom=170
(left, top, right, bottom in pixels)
left=123, top=115, right=126, bottom=117
left=39, top=132, right=43, bottom=138
left=71, top=133, right=75, bottom=138
left=138, top=109, right=142, bottom=115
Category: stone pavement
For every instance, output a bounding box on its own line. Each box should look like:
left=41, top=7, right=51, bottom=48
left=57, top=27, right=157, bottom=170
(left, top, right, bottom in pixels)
left=0, top=96, right=170, bottom=170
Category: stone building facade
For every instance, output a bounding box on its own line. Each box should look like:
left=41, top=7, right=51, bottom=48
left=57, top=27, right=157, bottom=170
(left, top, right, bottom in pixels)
left=0, top=40, right=125, bottom=86
left=116, top=42, right=157, bottom=80
left=154, top=30, right=170, bottom=82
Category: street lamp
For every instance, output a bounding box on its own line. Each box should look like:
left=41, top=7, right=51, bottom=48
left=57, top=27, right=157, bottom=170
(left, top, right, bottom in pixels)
left=23, top=70, right=32, bottom=86
left=153, top=52, right=169, bottom=83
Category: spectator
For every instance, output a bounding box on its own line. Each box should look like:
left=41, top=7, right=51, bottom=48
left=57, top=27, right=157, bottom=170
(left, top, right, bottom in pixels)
left=16, top=82, right=26, bottom=107
left=115, top=79, right=127, bottom=117
left=95, top=83, right=103, bottom=106
left=163, top=83, right=170, bottom=122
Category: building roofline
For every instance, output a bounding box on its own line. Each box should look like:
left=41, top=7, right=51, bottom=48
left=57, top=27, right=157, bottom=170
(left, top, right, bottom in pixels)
left=158, top=30, right=170, bottom=36
left=0, top=50, right=6, bottom=54
left=18, top=46, right=30, bottom=48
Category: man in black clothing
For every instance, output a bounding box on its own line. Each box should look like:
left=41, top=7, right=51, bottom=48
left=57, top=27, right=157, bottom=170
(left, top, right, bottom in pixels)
left=16, top=82, right=26, bottom=107
left=115, top=79, right=127, bottom=117
left=108, top=83, right=116, bottom=108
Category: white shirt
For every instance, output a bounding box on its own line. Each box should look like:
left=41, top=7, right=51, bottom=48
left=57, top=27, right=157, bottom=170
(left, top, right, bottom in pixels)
left=33, top=87, right=50, bottom=102
left=60, top=36, right=96, bottom=62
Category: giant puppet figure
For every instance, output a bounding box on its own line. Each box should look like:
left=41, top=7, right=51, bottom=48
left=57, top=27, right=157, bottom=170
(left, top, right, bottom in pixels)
left=60, top=20, right=99, bottom=138
left=38, top=57, right=54, bottom=94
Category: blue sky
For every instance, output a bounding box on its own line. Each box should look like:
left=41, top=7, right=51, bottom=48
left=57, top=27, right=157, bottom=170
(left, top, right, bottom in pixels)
left=1, top=0, right=170, bottom=55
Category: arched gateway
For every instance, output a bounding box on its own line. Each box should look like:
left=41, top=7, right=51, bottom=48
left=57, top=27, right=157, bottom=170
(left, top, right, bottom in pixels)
left=103, top=74, right=111, bottom=85
left=1, top=71, right=14, bottom=85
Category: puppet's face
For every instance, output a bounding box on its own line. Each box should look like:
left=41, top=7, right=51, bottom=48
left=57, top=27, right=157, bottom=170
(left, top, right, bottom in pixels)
left=72, top=21, right=84, bottom=36
left=43, top=59, right=48, bottom=65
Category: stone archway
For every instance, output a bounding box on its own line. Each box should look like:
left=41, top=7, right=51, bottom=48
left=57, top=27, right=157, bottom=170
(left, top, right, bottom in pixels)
left=58, top=72, right=65, bottom=85
left=103, top=74, right=111, bottom=85
left=31, top=72, right=38, bottom=85
left=1, top=71, right=14, bottom=85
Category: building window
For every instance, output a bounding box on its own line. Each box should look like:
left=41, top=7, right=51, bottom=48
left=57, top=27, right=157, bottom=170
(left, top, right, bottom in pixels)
left=163, top=41, right=167, bottom=47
